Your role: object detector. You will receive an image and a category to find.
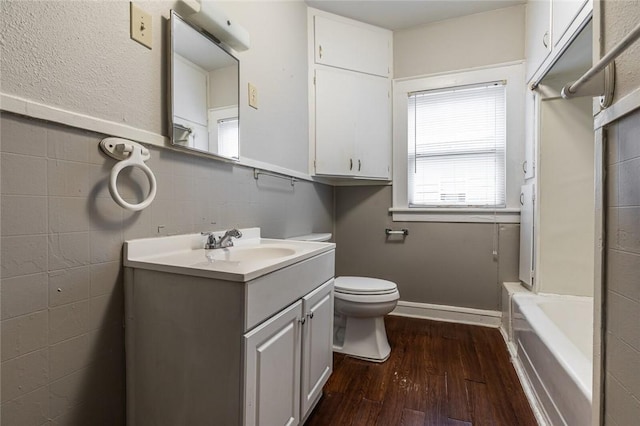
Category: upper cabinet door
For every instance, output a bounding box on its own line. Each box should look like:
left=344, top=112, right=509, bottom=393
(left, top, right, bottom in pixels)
left=314, top=15, right=391, bottom=77
left=552, top=0, right=589, bottom=47
left=525, top=0, right=551, bottom=82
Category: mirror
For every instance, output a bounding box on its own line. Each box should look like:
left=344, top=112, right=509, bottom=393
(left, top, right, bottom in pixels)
left=169, top=11, right=240, bottom=160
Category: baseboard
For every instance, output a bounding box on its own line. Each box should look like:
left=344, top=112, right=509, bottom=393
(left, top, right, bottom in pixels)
left=390, top=300, right=501, bottom=327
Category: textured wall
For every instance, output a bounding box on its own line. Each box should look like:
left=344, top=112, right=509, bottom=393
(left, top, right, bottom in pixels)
left=393, top=5, right=525, bottom=78
left=602, top=0, right=640, bottom=102
left=0, top=112, right=333, bottom=425
left=0, top=0, right=311, bottom=174
left=335, top=186, right=520, bottom=311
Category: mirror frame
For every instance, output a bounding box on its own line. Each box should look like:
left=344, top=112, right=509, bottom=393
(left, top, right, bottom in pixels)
left=168, top=10, right=240, bottom=161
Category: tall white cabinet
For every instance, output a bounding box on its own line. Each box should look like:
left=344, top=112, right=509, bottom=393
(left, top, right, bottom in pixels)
left=309, top=10, right=392, bottom=180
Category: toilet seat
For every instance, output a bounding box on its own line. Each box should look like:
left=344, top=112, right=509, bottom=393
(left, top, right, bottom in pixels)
left=335, top=276, right=398, bottom=296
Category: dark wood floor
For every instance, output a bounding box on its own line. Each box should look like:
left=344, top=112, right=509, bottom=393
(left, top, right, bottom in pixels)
left=305, top=316, right=537, bottom=426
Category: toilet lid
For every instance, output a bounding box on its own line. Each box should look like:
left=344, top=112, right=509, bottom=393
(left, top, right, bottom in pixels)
left=335, top=276, right=398, bottom=295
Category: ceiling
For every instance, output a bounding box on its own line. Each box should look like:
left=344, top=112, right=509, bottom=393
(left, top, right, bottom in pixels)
left=305, top=0, right=525, bottom=31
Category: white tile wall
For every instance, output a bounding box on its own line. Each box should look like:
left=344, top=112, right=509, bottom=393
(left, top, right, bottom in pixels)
left=0, top=112, right=333, bottom=425
left=605, top=107, right=640, bottom=422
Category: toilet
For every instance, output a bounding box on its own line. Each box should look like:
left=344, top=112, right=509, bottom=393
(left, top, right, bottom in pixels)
left=288, top=233, right=400, bottom=362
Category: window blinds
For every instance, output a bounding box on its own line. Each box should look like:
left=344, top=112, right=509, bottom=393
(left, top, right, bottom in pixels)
left=217, top=117, right=239, bottom=158
left=408, top=82, right=506, bottom=207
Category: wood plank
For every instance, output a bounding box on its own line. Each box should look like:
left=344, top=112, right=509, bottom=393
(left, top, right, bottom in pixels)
left=304, top=392, right=344, bottom=426
left=467, top=380, right=496, bottom=426
left=423, top=374, right=447, bottom=426
left=400, top=408, right=426, bottom=426
left=444, top=338, right=472, bottom=422
left=351, top=398, right=382, bottom=426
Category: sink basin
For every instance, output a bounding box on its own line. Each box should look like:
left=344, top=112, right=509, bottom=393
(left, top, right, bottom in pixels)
left=205, top=246, right=297, bottom=263
left=124, top=227, right=335, bottom=282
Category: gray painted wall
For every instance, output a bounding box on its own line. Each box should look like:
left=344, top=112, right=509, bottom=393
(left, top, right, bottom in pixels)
left=604, top=107, right=640, bottom=425
left=335, top=186, right=519, bottom=311
left=333, top=7, right=526, bottom=312
left=0, top=112, right=332, bottom=425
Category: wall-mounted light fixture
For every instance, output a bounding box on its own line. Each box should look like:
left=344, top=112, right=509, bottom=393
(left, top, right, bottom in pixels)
left=177, top=0, right=250, bottom=51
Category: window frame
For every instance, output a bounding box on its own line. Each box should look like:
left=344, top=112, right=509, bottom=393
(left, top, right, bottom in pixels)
left=391, top=62, right=525, bottom=223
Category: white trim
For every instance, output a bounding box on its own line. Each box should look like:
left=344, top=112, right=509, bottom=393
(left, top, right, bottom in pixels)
left=1, top=92, right=167, bottom=146
left=594, top=85, right=640, bottom=129
left=389, top=207, right=520, bottom=223
left=392, top=63, right=526, bottom=222
left=508, top=343, right=552, bottom=426
left=0, top=92, right=330, bottom=186
left=390, top=300, right=502, bottom=327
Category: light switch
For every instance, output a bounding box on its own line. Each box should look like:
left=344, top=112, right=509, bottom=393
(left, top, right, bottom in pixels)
left=130, top=3, right=152, bottom=49
left=248, top=83, right=258, bottom=109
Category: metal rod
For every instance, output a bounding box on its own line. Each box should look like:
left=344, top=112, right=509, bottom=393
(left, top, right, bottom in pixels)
left=385, top=228, right=408, bottom=236
left=565, top=21, right=640, bottom=96
left=253, top=169, right=296, bottom=186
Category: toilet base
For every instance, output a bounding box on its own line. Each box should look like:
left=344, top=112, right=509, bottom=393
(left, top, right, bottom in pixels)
left=333, top=316, right=391, bottom=363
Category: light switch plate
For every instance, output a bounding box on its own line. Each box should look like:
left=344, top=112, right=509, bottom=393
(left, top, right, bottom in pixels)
left=130, top=3, right=152, bottom=49
left=248, top=83, right=258, bottom=109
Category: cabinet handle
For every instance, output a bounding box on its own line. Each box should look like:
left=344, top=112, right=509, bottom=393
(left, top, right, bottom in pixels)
left=349, top=158, right=353, bottom=171
left=307, top=312, right=314, bottom=320
left=358, top=159, right=361, bottom=171
left=319, top=45, right=323, bottom=59
left=520, top=193, right=525, bottom=206
left=522, top=160, right=528, bottom=174
left=542, top=31, right=549, bottom=48
left=299, top=317, right=306, bottom=325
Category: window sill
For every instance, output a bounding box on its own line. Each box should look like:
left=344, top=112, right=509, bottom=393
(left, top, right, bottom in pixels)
left=389, top=207, right=521, bottom=223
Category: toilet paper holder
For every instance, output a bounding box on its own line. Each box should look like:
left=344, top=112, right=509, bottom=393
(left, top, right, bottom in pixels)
left=99, top=138, right=157, bottom=212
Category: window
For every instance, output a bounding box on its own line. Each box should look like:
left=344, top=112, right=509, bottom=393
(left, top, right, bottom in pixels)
left=217, top=117, right=239, bottom=158
left=391, top=63, right=524, bottom=223
left=408, top=82, right=506, bottom=207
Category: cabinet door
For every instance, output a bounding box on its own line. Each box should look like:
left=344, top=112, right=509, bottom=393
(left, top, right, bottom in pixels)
left=244, top=301, right=302, bottom=426
left=315, top=68, right=391, bottom=179
left=314, top=15, right=390, bottom=77
left=552, top=0, right=588, bottom=47
left=519, top=183, right=535, bottom=287
left=355, top=76, right=391, bottom=179
left=300, top=279, right=334, bottom=419
left=525, top=0, right=551, bottom=82
left=523, top=89, right=537, bottom=180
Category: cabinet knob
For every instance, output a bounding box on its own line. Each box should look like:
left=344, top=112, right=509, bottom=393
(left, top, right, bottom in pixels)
left=299, top=317, right=306, bottom=325
left=307, top=312, right=314, bottom=320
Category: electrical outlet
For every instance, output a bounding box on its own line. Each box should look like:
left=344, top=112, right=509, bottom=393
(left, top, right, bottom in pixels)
left=130, top=3, right=152, bottom=49
left=248, top=83, right=258, bottom=109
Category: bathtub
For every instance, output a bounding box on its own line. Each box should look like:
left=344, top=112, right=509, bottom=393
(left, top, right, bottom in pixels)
left=511, top=293, right=593, bottom=426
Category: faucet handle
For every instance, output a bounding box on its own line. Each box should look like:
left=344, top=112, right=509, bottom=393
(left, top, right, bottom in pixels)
left=201, top=232, right=219, bottom=249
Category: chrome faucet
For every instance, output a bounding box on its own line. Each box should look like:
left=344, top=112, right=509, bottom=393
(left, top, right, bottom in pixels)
left=202, top=229, right=242, bottom=249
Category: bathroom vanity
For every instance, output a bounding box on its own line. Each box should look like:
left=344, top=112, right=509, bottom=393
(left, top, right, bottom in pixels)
left=123, top=228, right=335, bottom=425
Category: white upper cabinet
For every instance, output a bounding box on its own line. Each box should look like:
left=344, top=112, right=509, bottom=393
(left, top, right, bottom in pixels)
left=552, top=0, right=589, bottom=48
left=314, top=67, right=391, bottom=179
left=314, top=15, right=391, bottom=77
left=525, top=0, right=552, bottom=82
left=525, top=0, right=592, bottom=83
left=309, top=9, right=393, bottom=181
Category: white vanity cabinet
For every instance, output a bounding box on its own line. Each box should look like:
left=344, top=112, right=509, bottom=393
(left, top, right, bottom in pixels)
left=244, top=279, right=334, bottom=426
left=309, top=9, right=392, bottom=180
left=525, top=0, right=551, bottom=82
left=124, top=230, right=335, bottom=426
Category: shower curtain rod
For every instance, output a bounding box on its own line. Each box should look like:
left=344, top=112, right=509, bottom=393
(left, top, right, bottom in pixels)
left=561, top=21, right=640, bottom=103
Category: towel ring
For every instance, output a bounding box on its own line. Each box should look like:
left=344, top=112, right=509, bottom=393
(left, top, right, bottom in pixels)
left=100, top=138, right=157, bottom=211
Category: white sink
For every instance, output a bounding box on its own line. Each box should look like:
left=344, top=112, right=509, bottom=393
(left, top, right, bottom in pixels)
left=124, top=228, right=335, bottom=282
